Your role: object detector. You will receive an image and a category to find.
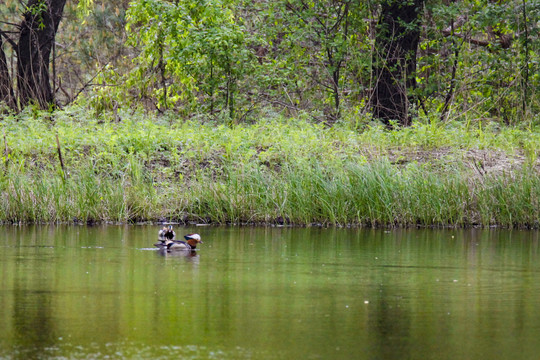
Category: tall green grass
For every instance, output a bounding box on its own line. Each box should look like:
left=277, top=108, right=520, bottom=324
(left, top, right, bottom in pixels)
left=186, top=161, right=539, bottom=228
left=1, top=158, right=538, bottom=227
left=0, top=106, right=539, bottom=227
left=0, top=157, right=158, bottom=223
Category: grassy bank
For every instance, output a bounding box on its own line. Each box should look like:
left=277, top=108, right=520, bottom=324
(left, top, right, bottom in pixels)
left=1, top=106, right=539, bottom=227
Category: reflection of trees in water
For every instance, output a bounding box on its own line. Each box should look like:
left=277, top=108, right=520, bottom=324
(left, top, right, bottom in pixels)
left=369, top=285, right=411, bottom=360
left=12, top=263, right=56, bottom=359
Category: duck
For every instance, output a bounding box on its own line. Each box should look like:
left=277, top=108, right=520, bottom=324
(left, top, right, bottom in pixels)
left=155, top=228, right=203, bottom=252
left=158, top=225, right=176, bottom=241
left=182, top=233, right=203, bottom=250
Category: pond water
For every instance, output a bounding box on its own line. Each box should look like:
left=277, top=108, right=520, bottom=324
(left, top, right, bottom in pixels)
left=1, top=226, right=540, bottom=359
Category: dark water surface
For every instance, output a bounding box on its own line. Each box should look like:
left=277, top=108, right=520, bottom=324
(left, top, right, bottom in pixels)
left=1, top=226, right=540, bottom=359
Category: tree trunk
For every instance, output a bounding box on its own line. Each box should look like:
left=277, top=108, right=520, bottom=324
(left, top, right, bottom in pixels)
left=17, top=0, right=67, bottom=109
left=0, top=35, right=15, bottom=108
left=371, top=0, right=423, bottom=128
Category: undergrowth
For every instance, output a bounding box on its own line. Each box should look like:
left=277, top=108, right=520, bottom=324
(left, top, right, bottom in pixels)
left=0, top=106, right=539, bottom=227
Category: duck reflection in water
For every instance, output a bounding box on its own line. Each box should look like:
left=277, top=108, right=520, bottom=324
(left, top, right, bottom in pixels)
left=157, top=247, right=199, bottom=260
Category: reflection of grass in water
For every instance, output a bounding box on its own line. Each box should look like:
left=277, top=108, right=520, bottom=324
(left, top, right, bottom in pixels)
left=0, top=342, right=261, bottom=360
left=0, top=107, right=539, bottom=227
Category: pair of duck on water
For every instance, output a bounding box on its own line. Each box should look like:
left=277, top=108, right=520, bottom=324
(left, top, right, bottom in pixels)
left=155, top=225, right=203, bottom=252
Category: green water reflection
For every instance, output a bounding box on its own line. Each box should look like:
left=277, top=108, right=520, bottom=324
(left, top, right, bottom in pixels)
left=1, top=226, right=540, bottom=359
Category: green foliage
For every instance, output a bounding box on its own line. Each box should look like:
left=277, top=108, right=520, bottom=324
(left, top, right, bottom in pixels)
left=43, top=0, right=535, bottom=126
left=240, top=0, right=370, bottom=119
left=122, top=0, right=251, bottom=117
left=418, top=0, right=540, bottom=123
left=2, top=0, right=539, bottom=124
left=76, top=0, right=95, bottom=19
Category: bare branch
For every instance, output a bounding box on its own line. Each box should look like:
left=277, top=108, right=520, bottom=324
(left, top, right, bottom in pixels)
left=0, top=30, right=17, bottom=49
left=68, top=62, right=110, bottom=104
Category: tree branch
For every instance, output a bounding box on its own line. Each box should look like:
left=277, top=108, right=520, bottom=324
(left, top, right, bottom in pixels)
left=0, top=30, right=17, bottom=49
left=442, top=15, right=514, bottom=49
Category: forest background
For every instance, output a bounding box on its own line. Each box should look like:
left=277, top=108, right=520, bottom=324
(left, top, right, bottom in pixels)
left=0, top=0, right=539, bottom=227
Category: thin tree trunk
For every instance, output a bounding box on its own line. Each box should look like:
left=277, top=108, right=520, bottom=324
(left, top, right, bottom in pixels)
left=521, top=0, right=529, bottom=116
left=17, top=0, right=67, bottom=109
left=0, top=35, right=15, bottom=108
left=158, top=35, right=168, bottom=111
left=371, top=0, right=423, bottom=128
left=440, top=17, right=463, bottom=122
left=327, top=46, right=341, bottom=121
left=333, top=67, right=340, bottom=118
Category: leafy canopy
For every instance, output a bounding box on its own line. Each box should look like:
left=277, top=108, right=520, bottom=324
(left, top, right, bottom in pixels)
left=125, top=0, right=250, bottom=112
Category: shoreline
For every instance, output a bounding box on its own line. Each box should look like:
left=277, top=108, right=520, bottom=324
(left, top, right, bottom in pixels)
left=1, top=219, right=538, bottom=230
